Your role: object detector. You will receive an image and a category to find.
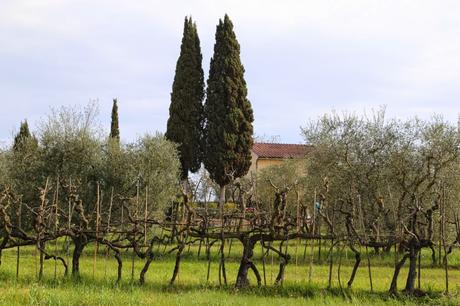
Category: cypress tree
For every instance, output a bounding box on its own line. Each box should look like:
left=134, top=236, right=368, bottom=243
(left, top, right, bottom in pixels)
left=110, top=98, right=120, bottom=141
left=203, top=14, right=254, bottom=205
left=12, top=120, right=39, bottom=211
left=13, top=120, right=33, bottom=152
left=107, top=98, right=123, bottom=190
left=166, top=17, right=205, bottom=181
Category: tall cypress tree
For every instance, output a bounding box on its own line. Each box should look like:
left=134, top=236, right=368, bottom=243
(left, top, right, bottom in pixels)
left=13, top=120, right=33, bottom=152
left=203, top=14, right=254, bottom=205
left=166, top=17, right=204, bottom=181
left=110, top=98, right=120, bottom=141
left=12, top=120, right=39, bottom=209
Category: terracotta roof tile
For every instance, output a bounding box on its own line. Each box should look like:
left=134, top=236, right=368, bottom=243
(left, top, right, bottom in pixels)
left=252, top=143, right=312, bottom=159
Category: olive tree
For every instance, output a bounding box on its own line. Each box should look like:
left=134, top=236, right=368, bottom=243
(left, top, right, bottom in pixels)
left=38, top=103, right=103, bottom=186
left=302, top=110, right=460, bottom=294
left=125, top=134, right=181, bottom=214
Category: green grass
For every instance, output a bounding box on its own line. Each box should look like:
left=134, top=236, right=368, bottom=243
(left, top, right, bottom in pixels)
left=0, top=240, right=459, bottom=305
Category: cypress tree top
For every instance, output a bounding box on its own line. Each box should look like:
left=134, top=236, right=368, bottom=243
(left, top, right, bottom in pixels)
left=203, top=14, right=254, bottom=187
left=166, top=16, right=205, bottom=180
left=13, top=120, right=33, bottom=152
left=110, top=98, right=120, bottom=141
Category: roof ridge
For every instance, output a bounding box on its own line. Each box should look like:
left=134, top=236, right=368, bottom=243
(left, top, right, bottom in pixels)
left=252, top=142, right=312, bottom=159
left=254, top=142, right=307, bottom=146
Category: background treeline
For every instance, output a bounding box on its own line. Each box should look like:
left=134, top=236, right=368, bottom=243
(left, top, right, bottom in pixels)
left=1, top=102, right=180, bottom=230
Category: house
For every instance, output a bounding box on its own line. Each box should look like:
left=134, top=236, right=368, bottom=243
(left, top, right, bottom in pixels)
left=249, top=142, right=312, bottom=175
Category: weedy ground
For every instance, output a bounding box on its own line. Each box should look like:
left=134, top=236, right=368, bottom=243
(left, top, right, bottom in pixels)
left=0, top=240, right=459, bottom=305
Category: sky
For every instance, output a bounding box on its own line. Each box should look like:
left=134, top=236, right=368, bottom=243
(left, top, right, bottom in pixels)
left=1, top=0, right=460, bottom=146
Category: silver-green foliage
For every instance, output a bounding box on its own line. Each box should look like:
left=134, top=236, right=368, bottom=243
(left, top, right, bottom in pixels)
left=6, top=103, right=181, bottom=217
left=302, top=110, right=460, bottom=236
left=125, top=133, right=181, bottom=213
left=38, top=103, right=103, bottom=181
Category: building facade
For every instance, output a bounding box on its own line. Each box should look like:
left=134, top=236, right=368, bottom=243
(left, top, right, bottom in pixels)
left=249, top=142, right=312, bottom=175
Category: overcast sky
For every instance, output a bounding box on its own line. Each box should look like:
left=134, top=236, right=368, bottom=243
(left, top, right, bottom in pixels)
left=1, top=0, right=460, bottom=145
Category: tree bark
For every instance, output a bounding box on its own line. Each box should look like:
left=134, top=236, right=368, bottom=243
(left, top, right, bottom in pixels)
left=72, top=236, right=87, bottom=277
left=113, top=250, right=123, bottom=284
left=274, top=257, right=287, bottom=286
left=235, top=237, right=260, bottom=288
left=170, top=245, right=185, bottom=285
left=38, top=240, right=44, bottom=281
left=404, top=242, right=418, bottom=294
left=347, top=245, right=361, bottom=288
left=140, top=253, right=154, bottom=285
left=389, top=253, right=410, bottom=294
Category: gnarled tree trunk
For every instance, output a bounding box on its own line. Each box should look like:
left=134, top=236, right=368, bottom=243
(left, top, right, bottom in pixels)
left=72, top=235, right=87, bottom=277
left=235, top=236, right=261, bottom=288
left=404, top=241, right=418, bottom=294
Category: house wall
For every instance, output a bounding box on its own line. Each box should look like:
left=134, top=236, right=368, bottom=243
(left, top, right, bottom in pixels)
left=248, top=156, right=306, bottom=177
left=248, top=154, right=289, bottom=176
left=256, top=158, right=284, bottom=170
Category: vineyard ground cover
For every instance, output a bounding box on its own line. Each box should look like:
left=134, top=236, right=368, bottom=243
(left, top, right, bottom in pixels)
left=0, top=240, right=459, bottom=305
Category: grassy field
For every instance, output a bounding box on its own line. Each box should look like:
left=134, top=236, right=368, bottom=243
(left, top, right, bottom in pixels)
left=0, top=240, right=459, bottom=305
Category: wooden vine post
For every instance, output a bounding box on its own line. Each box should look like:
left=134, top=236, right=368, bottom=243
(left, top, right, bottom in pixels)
left=66, top=178, right=73, bottom=268
left=37, top=177, right=50, bottom=281
left=132, top=179, right=140, bottom=282
left=308, top=188, right=316, bottom=283
left=441, top=183, right=449, bottom=294
left=54, top=177, right=60, bottom=281
left=144, top=186, right=148, bottom=246
left=16, top=197, right=22, bottom=279
left=105, top=187, right=114, bottom=278
left=295, top=188, right=300, bottom=275
left=358, top=194, right=373, bottom=292
left=93, top=182, right=100, bottom=279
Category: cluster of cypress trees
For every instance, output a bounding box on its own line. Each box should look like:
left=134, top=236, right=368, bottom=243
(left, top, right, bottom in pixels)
left=166, top=15, right=254, bottom=204
left=12, top=15, right=253, bottom=207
